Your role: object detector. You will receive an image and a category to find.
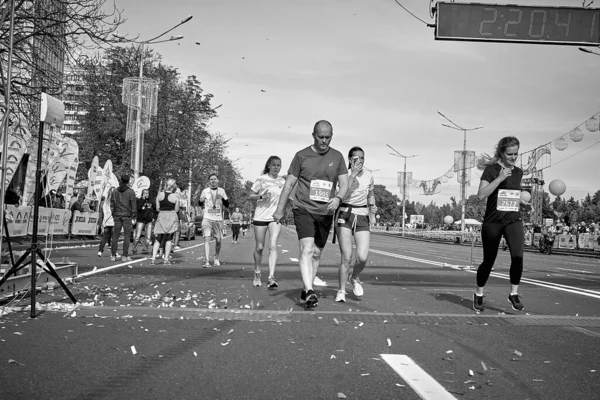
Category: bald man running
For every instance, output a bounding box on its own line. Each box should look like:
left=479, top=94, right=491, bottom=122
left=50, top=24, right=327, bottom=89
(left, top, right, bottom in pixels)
left=273, top=120, right=349, bottom=308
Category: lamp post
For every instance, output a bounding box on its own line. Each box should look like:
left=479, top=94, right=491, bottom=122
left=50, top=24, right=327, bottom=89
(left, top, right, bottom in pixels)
left=438, top=111, right=483, bottom=234
left=113, top=15, right=192, bottom=180
left=387, top=144, right=417, bottom=237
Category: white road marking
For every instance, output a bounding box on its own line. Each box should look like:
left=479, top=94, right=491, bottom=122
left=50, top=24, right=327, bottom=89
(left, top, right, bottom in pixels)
left=381, top=354, right=457, bottom=400
left=557, top=268, right=593, bottom=274
left=370, top=249, right=600, bottom=300
left=75, top=241, right=208, bottom=278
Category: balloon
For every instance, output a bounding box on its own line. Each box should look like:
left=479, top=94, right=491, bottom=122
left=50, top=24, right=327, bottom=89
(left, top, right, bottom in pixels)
left=443, top=215, right=454, bottom=224
left=548, top=179, right=566, bottom=197
left=520, top=191, right=531, bottom=203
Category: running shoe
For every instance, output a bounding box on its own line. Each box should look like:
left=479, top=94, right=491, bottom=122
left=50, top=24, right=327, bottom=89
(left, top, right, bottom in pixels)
left=163, top=260, right=172, bottom=265
left=150, top=258, right=156, bottom=265
left=335, top=290, right=346, bottom=302
left=203, top=261, right=211, bottom=268
left=305, top=289, right=318, bottom=308
left=313, top=276, right=327, bottom=287
left=174, top=246, right=181, bottom=250
left=300, top=289, right=307, bottom=301
left=214, top=258, right=221, bottom=267
left=267, top=277, right=278, bottom=289
left=473, top=293, right=484, bottom=312
left=110, top=255, right=121, bottom=262
left=253, top=272, right=262, bottom=287
left=97, top=251, right=102, bottom=257
left=508, top=294, right=524, bottom=311
left=348, top=276, right=364, bottom=297
left=122, top=256, right=132, bottom=262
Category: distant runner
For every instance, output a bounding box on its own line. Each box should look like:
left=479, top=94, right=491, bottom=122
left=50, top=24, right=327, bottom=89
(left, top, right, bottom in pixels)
left=199, top=174, right=229, bottom=268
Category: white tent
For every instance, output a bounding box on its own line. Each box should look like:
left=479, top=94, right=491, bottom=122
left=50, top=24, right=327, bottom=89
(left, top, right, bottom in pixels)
left=454, top=219, right=482, bottom=225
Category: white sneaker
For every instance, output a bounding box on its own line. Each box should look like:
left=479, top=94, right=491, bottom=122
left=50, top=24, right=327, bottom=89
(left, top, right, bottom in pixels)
left=203, top=261, right=211, bottom=268
left=253, top=272, right=262, bottom=287
left=174, top=246, right=181, bottom=250
left=335, top=290, right=346, bottom=302
left=313, top=276, right=327, bottom=287
left=348, top=276, right=364, bottom=297
left=213, top=258, right=220, bottom=267
left=97, top=251, right=102, bottom=257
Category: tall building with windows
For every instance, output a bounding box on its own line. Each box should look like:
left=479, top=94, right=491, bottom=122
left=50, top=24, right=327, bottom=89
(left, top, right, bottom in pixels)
left=62, top=64, right=87, bottom=135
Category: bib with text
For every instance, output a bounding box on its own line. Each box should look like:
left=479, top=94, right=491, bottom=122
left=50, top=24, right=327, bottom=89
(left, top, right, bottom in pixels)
left=309, top=179, right=333, bottom=202
left=497, top=189, right=520, bottom=212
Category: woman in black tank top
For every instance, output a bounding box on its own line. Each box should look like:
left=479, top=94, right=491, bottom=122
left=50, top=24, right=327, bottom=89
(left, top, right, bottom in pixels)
left=150, top=179, right=180, bottom=265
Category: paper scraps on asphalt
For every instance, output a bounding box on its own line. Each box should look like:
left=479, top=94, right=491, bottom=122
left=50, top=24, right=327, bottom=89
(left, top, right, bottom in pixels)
left=8, top=359, right=24, bottom=365
left=337, top=393, right=347, bottom=399
left=334, top=318, right=340, bottom=325
left=193, top=352, right=197, bottom=357
left=387, top=338, right=392, bottom=347
left=481, top=361, right=488, bottom=371
left=514, top=350, right=523, bottom=357
left=130, top=346, right=137, bottom=355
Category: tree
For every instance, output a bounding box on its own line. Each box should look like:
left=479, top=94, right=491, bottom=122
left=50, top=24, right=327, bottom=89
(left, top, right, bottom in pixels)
left=0, top=0, right=125, bottom=127
left=372, top=184, right=401, bottom=223
left=76, top=46, right=243, bottom=207
left=465, top=194, right=486, bottom=221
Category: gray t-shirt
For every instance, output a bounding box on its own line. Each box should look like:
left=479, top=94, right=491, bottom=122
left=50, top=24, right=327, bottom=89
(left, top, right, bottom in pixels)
left=288, top=146, right=348, bottom=215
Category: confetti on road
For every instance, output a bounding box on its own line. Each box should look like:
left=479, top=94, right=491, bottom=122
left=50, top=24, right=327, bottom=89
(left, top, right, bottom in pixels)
left=13, top=332, right=22, bottom=335
left=8, top=359, right=24, bottom=365
left=361, top=373, right=370, bottom=376
left=481, top=361, right=488, bottom=371
left=514, top=350, right=523, bottom=357
left=337, top=393, right=347, bottom=399
left=130, top=346, right=137, bottom=355
left=71, top=311, right=76, bottom=317
left=387, top=338, right=392, bottom=347
left=193, top=352, right=197, bottom=357
left=395, top=384, right=405, bottom=387
left=331, top=355, right=336, bottom=359
left=228, top=329, right=234, bottom=335
left=469, top=369, right=474, bottom=376
left=446, top=350, right=453, bottom=354
left=533, top=379, right=543, bottom=382
left=358, top=322, right=364, bottom=327
left=334, top=318, right=340, bottom=325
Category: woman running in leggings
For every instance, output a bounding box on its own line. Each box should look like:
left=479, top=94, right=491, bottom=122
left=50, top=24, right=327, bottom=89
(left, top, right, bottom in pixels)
left=473, top=136, right=527, bottom=312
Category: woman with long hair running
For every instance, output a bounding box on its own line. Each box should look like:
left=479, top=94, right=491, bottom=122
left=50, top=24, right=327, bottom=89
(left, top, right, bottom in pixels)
left=335, top=146, right=377, bottom=302
left=150, top=179, right=180, bottom=265
left=248, top=156, right=286, bottom=288
left=132, top=189, right=154, bottom=255
left=473, top=136, right=527, bottom=312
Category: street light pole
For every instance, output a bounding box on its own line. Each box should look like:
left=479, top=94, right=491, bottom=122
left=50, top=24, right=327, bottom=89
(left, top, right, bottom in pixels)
left=134, top=41, right=145, bottom=181
left=114, top=15, right=193, bottom=181
left=438, top=111, right=483, bottom=235
left=387, top=144, right=417, bottom=237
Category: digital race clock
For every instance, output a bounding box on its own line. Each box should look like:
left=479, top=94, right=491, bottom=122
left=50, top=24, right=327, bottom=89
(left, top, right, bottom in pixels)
left=435, top=2, right=600, bottom=46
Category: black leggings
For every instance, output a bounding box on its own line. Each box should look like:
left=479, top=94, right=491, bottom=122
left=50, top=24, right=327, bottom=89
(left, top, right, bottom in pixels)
left=477, top=220, right=524, bottom=287
left=232, top=224, right=240, bottom=241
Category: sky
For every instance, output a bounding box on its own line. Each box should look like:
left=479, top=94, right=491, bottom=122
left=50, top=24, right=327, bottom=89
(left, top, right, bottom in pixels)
left=111, top=0, right=600, bottom=205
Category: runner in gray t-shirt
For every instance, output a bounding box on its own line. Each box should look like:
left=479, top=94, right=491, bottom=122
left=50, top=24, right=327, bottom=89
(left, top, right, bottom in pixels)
left=273, top=120, right=349, bottom=308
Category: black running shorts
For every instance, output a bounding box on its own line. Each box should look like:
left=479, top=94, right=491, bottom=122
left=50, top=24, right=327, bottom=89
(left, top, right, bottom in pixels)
left=293, top=207, right=333, bottom=248
left=337, top=213, right=370, bottom=233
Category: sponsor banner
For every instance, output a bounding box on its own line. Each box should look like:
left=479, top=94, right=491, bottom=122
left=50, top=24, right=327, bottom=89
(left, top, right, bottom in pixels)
left=49, top=209, right=71, bottom=235
left=3, top=206, right=31, bottom=237
left=27, top=206, right=51, bottom=236
left=532, top=233, right=542, bottom=247
left=544, top=218, right=554, bottom=227
left=133, top=175, right=150, bottom=198
left=578, top=234, right=600, bottom=251
left=525, top=232, right=532, bottom=246
left=47, top=136, right=79, bottom=194
left=71, top=211, right=99, bottom=236
left=557, top=234, right=576, bottom=249
left=409, top=215, right=424, bottom=224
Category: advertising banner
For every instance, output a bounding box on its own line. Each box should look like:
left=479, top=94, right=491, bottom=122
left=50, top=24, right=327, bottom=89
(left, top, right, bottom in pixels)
left=557, top=234, right=576, bottom=249
left=27, top=206, right=51, bottom=236
left=71, top=211, right=99, bottom=236
left=3, top=205, right=31, bottom=237
left=409, top=215, right=424, bottom=224
left=47, top=136, right=79, bottom=194
left=49, top=209, right=71, bottom=235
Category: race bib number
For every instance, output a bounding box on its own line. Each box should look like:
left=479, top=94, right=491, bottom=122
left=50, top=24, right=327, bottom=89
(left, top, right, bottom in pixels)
left=208, top=205, right=221, bottom=214
left=309, top=180, right=333, bottom=202
left=497, top=189, right=520, bottom=211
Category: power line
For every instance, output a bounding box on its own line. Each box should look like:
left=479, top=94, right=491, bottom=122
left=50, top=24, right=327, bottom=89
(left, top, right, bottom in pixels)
left=550, top=138, right=600, bottom=168
left=393, top=0, right=431, bottom=26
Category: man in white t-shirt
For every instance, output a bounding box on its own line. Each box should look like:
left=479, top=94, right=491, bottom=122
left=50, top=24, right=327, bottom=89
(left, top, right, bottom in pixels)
left=198, top=174, right=229, bottom=268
